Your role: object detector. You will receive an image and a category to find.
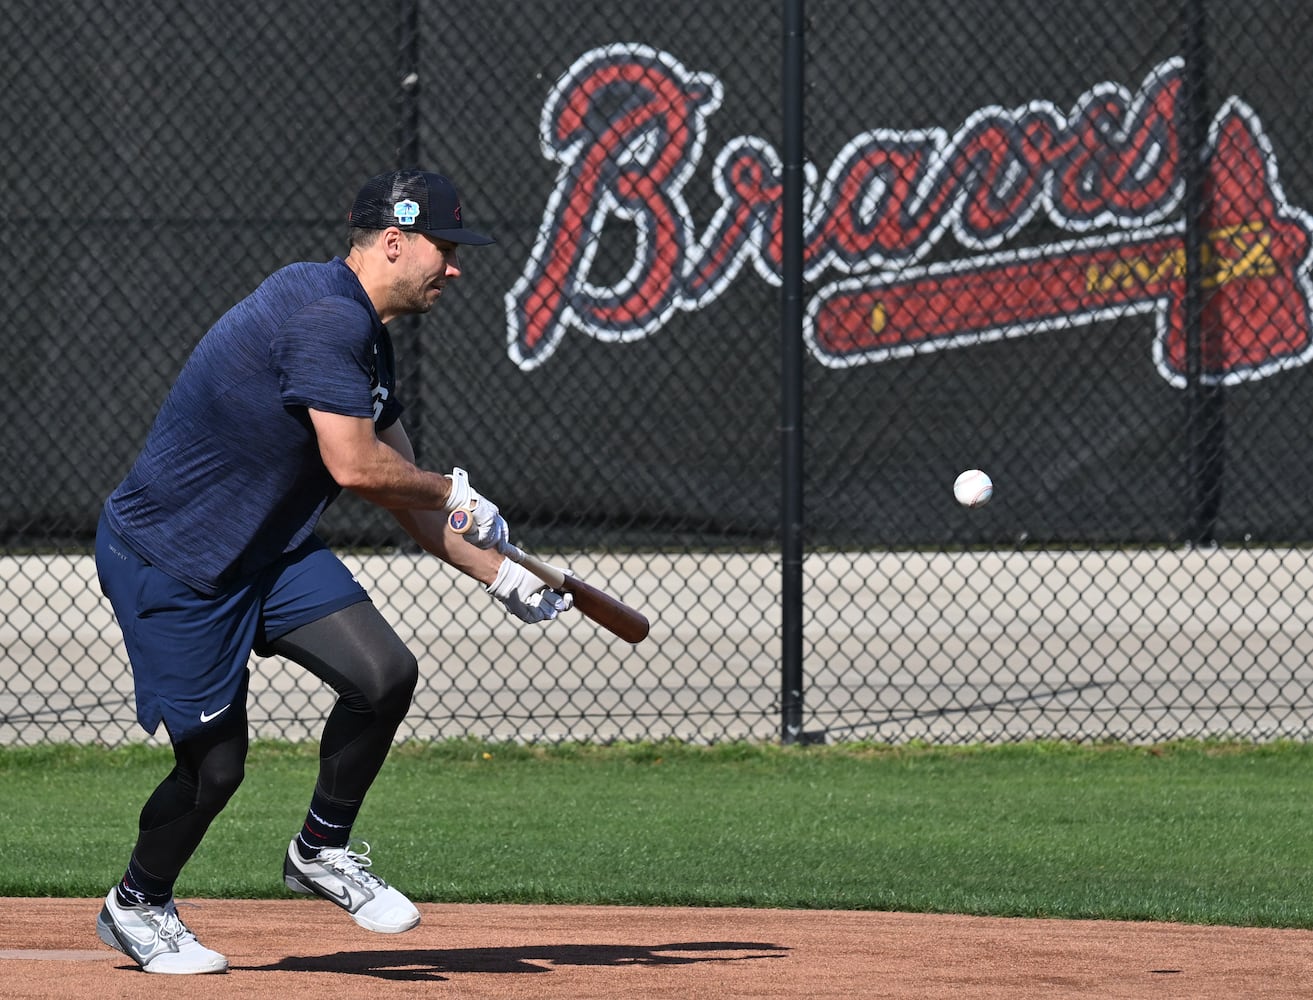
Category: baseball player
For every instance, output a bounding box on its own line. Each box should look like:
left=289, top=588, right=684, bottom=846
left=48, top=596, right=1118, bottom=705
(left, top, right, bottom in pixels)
left=93, top=169, right=569, bottom=974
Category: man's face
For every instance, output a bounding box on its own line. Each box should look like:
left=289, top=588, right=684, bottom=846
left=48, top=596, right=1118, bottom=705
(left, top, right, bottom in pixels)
left=393, top=233, right=462, bottom=315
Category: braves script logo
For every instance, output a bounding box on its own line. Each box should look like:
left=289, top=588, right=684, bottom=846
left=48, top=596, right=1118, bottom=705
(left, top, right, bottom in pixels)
left=510, top=46, right=1313, bottom=385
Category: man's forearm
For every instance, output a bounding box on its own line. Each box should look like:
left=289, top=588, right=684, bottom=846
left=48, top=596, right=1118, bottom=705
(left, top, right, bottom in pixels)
left=337, top=439, right=457, bottom=510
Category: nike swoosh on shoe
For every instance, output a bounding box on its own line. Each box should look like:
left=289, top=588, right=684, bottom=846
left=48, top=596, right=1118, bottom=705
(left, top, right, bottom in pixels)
left=299, top=873, right=373, bottom=914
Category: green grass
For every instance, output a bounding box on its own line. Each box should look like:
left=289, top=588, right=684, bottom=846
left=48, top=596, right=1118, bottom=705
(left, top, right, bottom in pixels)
left=4, top=739, right=1312, bottom=927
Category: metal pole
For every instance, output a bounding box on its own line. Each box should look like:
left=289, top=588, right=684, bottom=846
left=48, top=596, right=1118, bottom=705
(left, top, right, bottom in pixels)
left=1181, top=0, right=1223, bottom=545
left=398, top=0, right=421, bottom=167
left=780, top=0, right=806, bottom=744
left=397, top=0, right=425, bottom=456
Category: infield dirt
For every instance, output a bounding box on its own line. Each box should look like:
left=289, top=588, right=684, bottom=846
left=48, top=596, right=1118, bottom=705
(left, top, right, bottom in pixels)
left=2, top=898, right=1310, bottom=998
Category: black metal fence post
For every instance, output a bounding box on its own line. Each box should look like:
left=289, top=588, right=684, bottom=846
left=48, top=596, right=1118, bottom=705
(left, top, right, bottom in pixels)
left=780, top=0, right=806, bottom=744
left=1182, top=0, right=1224, bottom=545
left=396, top=0, right=425, bottom=456
left=397, top=0, right=421, bottom=167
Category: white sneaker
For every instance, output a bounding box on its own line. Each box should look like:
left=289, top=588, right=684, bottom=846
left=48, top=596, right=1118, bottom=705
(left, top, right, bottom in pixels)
left=282, top=839, right=420, bottom=933
left=95, top=889, right=228, bottom=974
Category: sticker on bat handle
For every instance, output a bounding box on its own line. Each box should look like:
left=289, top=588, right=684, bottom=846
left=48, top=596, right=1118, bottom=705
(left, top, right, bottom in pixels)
left=447, top=506, right=474, bottom=534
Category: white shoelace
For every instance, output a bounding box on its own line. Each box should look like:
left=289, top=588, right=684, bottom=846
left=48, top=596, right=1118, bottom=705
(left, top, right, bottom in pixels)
left=318, top=841, right=384, bottom=888
left=139, top=900, right=198, bottom=944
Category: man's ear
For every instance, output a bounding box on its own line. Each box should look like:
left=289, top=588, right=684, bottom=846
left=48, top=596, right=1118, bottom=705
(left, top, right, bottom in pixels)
left=382, top=227, right=406, bottom=261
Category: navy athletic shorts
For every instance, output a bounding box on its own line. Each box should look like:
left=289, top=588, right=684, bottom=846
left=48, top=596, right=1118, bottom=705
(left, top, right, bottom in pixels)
left=95, top=509, right=369, bottom=742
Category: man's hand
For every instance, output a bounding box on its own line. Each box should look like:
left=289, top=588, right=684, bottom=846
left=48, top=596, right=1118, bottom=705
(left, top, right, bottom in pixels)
left=487, top=559, right=573, bottom=624
left=445, top=467, right=509, bottom=550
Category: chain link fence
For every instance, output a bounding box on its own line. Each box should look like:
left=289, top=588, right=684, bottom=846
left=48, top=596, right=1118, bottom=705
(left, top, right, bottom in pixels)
left=5, top=1, right=1313, bottom=747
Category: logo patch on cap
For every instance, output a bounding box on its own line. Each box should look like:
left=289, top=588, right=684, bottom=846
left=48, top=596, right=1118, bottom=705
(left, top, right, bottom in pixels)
left=393, top=199, right=420, bottom=226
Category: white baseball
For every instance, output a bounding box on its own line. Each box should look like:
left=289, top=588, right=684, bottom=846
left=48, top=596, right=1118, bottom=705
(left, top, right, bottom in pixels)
left=953, top=469, right=993, bottom=508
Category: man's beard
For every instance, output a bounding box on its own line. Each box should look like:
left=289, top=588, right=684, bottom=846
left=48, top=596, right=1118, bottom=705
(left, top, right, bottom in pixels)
left=396, top=276, right=436, bottom=315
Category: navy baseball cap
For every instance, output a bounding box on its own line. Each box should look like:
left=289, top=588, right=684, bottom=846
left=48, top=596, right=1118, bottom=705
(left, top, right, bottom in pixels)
left=349, top=169, right=494, bottom=246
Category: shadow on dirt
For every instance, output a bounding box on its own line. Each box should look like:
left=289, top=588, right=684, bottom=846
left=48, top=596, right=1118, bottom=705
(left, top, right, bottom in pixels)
left=239, top=940, right=789, bottom=982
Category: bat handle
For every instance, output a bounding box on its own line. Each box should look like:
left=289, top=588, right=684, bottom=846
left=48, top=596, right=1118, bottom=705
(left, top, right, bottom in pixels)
left=449, top=509, right=568, bottom=591
left=501, top=541, right=650, bottom=643
left=500, top=541, right=569, bottom=590
left=449, top=511, right=567, bottom=591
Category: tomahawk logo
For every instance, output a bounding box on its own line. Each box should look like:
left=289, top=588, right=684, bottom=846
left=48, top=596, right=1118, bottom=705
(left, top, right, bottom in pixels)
left=510, top=47, right=1313, bottom=385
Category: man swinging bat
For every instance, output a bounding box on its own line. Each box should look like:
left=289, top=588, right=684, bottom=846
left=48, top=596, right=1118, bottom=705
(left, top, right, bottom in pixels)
left=93, top=169, right=570, bottom=974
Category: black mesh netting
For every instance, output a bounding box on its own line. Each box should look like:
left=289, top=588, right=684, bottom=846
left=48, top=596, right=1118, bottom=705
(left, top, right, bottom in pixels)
left=5, top=1, right=1313, bottom=746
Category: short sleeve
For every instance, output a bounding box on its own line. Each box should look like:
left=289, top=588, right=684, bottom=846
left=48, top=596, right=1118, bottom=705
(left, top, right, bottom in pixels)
left=271, top=296, right=377, bottom=418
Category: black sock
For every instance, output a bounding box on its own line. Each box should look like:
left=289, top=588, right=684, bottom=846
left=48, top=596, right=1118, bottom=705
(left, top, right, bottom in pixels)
left=295, top=791, right=359, bottom=860
left=116, top=855, right=173, bottom=908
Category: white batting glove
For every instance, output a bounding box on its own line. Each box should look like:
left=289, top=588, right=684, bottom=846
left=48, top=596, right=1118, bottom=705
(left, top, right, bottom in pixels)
left=444, top=467, right=509, bottom=550
left=487, top=559, right=573, bottom=624
left=466, top=503, right=509, bottom=550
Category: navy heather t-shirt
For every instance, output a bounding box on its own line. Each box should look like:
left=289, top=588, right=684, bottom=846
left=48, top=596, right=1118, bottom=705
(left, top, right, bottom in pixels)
left=105, top=257, right=403, bottom=595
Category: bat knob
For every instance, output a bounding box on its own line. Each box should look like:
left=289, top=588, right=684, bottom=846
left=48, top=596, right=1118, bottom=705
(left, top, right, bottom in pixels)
left=447, top=506, right=474, bottom=534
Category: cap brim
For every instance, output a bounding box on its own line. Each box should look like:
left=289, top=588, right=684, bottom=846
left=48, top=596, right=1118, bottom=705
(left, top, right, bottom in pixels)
left=427, top=227, right=495, bottom=246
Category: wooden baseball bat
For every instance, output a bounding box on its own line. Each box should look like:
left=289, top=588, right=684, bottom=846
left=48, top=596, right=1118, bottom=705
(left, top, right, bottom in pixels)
left=501, top=541, right=650, bottom=644
left=448, top=507, right=651, bottom=644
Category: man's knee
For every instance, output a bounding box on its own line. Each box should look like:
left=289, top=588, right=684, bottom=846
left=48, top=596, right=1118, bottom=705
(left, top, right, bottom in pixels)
left=372, top=645, right=418, bottom=719
left=195, top=752, right=246, bottom=811
left=148, top=729, right=248, bottom=827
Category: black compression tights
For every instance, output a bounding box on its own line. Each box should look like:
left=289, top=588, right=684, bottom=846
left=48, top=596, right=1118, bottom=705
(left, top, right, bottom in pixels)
left=130, top=601, right=419, bottom=886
